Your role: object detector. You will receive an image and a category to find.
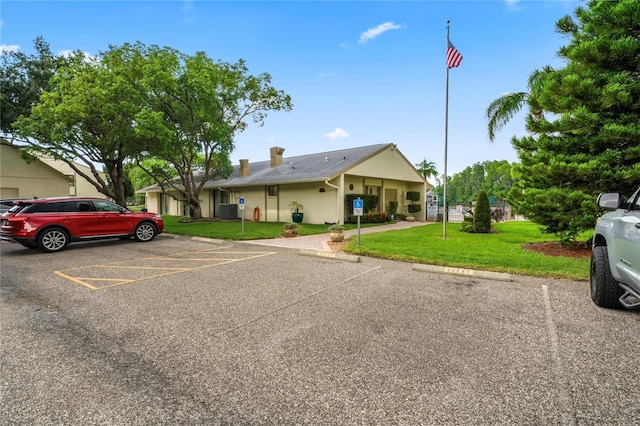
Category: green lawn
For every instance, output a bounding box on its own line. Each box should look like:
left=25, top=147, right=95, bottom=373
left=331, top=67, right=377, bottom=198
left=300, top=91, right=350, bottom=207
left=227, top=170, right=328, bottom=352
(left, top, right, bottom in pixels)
left=162, top=215, right=367, bottom=240
left=343, top=221, right=591, bottom=281
left=162, top=216, right=591, bottom=280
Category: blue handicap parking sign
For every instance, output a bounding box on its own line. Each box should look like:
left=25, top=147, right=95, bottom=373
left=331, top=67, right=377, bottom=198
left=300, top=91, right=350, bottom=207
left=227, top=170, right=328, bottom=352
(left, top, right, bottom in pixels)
left=353, top=199, right=363, bottom=209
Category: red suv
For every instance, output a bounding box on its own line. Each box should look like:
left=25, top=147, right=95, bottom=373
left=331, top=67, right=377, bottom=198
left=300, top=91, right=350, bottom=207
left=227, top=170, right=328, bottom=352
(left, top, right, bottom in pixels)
left=1, top=197, right=164, bottom=253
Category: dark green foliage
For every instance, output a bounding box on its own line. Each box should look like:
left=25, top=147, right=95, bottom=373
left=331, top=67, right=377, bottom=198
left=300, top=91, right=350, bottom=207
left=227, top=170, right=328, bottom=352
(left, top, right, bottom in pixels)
left=348, top=212, right=390, bottom=224
left=508, top=0, right=640, bottom=243
left=388, top=201, right=398, bottom=215
left=461, top=216, right=475, bottom=233
left=0, top=36, right=70, bottom=136
left=474, top=190, right=492, bottom=233
left=433, top=160, right=514, bottom=203
left=346, top=194, right=379, bottom=213
left=405, top=191, right=421, bottom=216
left=407, top=204, right=422, bottom=214
left=406, top=191, right=421, bottom=202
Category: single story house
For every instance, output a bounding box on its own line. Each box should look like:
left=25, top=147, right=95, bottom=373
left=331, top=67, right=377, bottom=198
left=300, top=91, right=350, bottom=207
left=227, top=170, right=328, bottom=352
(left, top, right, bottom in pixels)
left=142, top=143, right=431, bottom=224
left=0, top=139, right=107, bottom=199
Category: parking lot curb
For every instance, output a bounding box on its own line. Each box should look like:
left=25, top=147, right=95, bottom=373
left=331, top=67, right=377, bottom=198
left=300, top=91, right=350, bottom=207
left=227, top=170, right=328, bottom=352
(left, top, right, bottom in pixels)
left=412, top=263, right=512, bottom=282
left=191, top=236, right=226, bottom=245
left=299, top=249, right=361, bottom=263
left=159, top=233, right=180, bottom=239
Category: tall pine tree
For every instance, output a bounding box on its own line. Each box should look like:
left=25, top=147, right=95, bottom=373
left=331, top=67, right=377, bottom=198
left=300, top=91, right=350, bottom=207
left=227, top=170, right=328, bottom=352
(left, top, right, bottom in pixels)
left=509, top=0, right=640, bottom=243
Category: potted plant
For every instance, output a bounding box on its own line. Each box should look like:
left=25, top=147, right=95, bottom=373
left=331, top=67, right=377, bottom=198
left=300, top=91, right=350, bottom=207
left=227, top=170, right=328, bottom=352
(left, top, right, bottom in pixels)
left=388, top=201, right=398, bottom=221
left=328, top=224, right=344, bottom=242
left=289, top=200, right=304, bottom=223
left=283, top=222, right=299, bottom=237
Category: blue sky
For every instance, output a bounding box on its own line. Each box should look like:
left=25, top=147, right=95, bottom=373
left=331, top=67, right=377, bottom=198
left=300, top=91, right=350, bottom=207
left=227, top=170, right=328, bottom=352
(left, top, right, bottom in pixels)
left=1, top=0, right=579, bottom=179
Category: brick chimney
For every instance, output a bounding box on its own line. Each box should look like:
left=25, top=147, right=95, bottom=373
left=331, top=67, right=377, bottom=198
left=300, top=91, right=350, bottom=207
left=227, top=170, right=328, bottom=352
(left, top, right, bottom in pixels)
left=270, top=146, right=285, bottom=167
left=239, top=159, right=250, bottom=177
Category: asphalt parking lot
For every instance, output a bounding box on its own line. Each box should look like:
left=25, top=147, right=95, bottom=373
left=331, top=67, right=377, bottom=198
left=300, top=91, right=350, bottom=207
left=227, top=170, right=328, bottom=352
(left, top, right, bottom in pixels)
left=1, top=235, right=639, bottom=425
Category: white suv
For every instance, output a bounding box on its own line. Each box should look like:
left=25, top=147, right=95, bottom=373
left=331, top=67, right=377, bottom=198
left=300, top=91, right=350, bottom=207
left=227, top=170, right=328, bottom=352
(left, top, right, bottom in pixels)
left=590, top=186, right=640, bottom=309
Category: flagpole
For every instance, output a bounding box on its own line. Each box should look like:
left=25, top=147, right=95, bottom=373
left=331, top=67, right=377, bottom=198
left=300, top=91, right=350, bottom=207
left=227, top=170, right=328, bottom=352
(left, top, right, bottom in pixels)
left=443, top=20, right=450, bottom=239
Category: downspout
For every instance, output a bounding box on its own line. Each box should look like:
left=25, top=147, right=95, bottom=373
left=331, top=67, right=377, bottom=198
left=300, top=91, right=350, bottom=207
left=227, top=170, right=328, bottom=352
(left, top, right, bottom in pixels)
left=325, top=179, right=341, bottom=224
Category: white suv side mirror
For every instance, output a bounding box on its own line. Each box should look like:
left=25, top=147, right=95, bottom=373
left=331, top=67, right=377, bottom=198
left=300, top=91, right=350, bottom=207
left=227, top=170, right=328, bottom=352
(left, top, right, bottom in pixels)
left=596, top=192, right=622, bottom=210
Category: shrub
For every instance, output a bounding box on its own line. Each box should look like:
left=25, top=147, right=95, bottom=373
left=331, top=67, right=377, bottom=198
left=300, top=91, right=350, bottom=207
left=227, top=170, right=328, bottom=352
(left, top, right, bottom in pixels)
left=346, top=194, right=379, bottom=213
left=460, top=216, right=475, bottom=233
left=406, top=191, right=421, bottom=216
left=407, top=204, right=422, bottom=214
left=474, top=190, right=492, bottom=233
left=348, top=212, right=390, bottom=224
left=388, top=201, right=398, bottom=215
left=406, top=191, right=421, bottom=203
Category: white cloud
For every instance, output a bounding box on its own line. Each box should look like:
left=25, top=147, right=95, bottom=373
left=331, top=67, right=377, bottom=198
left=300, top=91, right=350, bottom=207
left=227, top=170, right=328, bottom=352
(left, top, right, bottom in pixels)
left=317, top=72, right=337, bottom=78
left=324, top=128, right=350, bottom=140
left=0, top=44, right=20, bottom=53
left=505, top=0, right=522, bottom=9
left=358, top=22, right=404, bottom=44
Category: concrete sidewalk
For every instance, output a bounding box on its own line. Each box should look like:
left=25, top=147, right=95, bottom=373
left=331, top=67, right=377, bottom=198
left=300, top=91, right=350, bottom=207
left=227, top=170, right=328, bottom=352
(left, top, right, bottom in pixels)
left=243, top=220, right=434, bottom=252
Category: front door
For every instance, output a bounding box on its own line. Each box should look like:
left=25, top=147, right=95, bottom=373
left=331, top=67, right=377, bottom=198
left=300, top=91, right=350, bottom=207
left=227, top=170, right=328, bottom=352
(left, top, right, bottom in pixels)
left=265, top=185, right=279, bottom=222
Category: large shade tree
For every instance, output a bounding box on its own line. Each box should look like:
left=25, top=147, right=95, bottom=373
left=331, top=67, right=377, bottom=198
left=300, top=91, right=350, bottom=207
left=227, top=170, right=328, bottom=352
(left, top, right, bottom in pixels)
left=0, top=36, right=69, bottom=138
left=122, top=43, right=293, bottom=219
left=489, top=0, right=640, bottom=243
left=14, top=48, right=148, bottom=206
left=12, top=41, right=292, bottom=213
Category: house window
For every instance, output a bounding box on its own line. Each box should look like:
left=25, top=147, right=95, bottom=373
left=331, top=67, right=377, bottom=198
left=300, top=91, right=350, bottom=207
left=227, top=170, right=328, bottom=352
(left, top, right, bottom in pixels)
left=268, top=185, right=278, bottom=196
left=66, top=174, right=76, bottom=196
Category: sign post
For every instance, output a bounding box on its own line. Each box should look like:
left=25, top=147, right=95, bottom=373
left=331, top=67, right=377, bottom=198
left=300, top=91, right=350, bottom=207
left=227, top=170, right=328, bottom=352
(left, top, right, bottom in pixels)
left=238, top=197, right=245, bottom=234
left=353, top=198, right=363, bottom=246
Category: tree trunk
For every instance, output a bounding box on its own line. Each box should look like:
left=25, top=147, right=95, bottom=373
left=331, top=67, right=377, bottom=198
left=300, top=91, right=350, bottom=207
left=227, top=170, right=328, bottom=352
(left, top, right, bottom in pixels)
left=109, top=169, right=127, bottom=207
left=190, top=201, right=203, bottom=220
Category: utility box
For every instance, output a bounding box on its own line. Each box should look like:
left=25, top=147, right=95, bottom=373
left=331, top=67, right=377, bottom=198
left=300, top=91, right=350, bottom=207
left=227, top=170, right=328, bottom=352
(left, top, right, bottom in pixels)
left=219, top=203, right=238, bottom=220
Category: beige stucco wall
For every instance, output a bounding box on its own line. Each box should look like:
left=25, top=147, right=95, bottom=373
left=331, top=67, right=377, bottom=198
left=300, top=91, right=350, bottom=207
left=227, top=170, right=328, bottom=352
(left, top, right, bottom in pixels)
left=346, top=148, right=427, bottom=220
left=142, top=145, right=428, bottom=223
left=348, top=148, right=424, bottom=182
left=278, top=183, right=339, bottom=224
left=0, top=144, right=70, bottom=198
left=39, top=157, right=107, bottom=198
left=226, top=184, right=340, bottom=224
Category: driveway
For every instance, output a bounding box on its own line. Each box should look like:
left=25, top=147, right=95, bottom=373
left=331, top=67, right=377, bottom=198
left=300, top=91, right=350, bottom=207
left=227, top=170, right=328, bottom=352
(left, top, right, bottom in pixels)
left=1, top=236, right=638, bottom=425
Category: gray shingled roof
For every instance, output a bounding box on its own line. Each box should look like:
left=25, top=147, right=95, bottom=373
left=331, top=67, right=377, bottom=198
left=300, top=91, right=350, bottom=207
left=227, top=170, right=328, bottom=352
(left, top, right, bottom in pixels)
left=142, top=144, right=391, bottom=192
left=137, top=144, right=392, bottom=192
left=208, top=143, right=390, bottom=187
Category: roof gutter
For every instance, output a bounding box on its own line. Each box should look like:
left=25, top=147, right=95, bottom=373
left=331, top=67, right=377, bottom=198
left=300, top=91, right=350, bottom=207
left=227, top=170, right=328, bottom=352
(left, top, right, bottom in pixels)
left=324, top=179, right=341, bottom=224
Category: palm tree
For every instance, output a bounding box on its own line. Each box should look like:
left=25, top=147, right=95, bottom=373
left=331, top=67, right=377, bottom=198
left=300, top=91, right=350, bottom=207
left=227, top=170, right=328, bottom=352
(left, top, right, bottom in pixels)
left=415, top=159, right=438, bottom=182
left=485, top=68, right=547, bottom=142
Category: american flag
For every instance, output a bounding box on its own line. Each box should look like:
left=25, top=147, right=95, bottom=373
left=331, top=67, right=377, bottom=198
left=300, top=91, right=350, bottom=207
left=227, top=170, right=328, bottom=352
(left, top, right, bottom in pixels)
left=446, top=40, right=463, bottom=69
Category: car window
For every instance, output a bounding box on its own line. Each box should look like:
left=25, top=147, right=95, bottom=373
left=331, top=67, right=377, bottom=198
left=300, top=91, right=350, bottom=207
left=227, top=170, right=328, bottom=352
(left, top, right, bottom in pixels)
left=6, top=204, right=27, bottom=214
left=627, top=188, right=640, bottom=211
left=31, top=202, right=66, bottom=213
left=63, top=201, right=95, bottom=212
left=92, top=200, right=122, bottom=212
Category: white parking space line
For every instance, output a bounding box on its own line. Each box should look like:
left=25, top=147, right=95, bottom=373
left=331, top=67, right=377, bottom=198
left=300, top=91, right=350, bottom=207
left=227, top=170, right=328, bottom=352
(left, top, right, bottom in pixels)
left=214, top=265, right=382, bottom=337
left=541, top=284, right=577, bottom=426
